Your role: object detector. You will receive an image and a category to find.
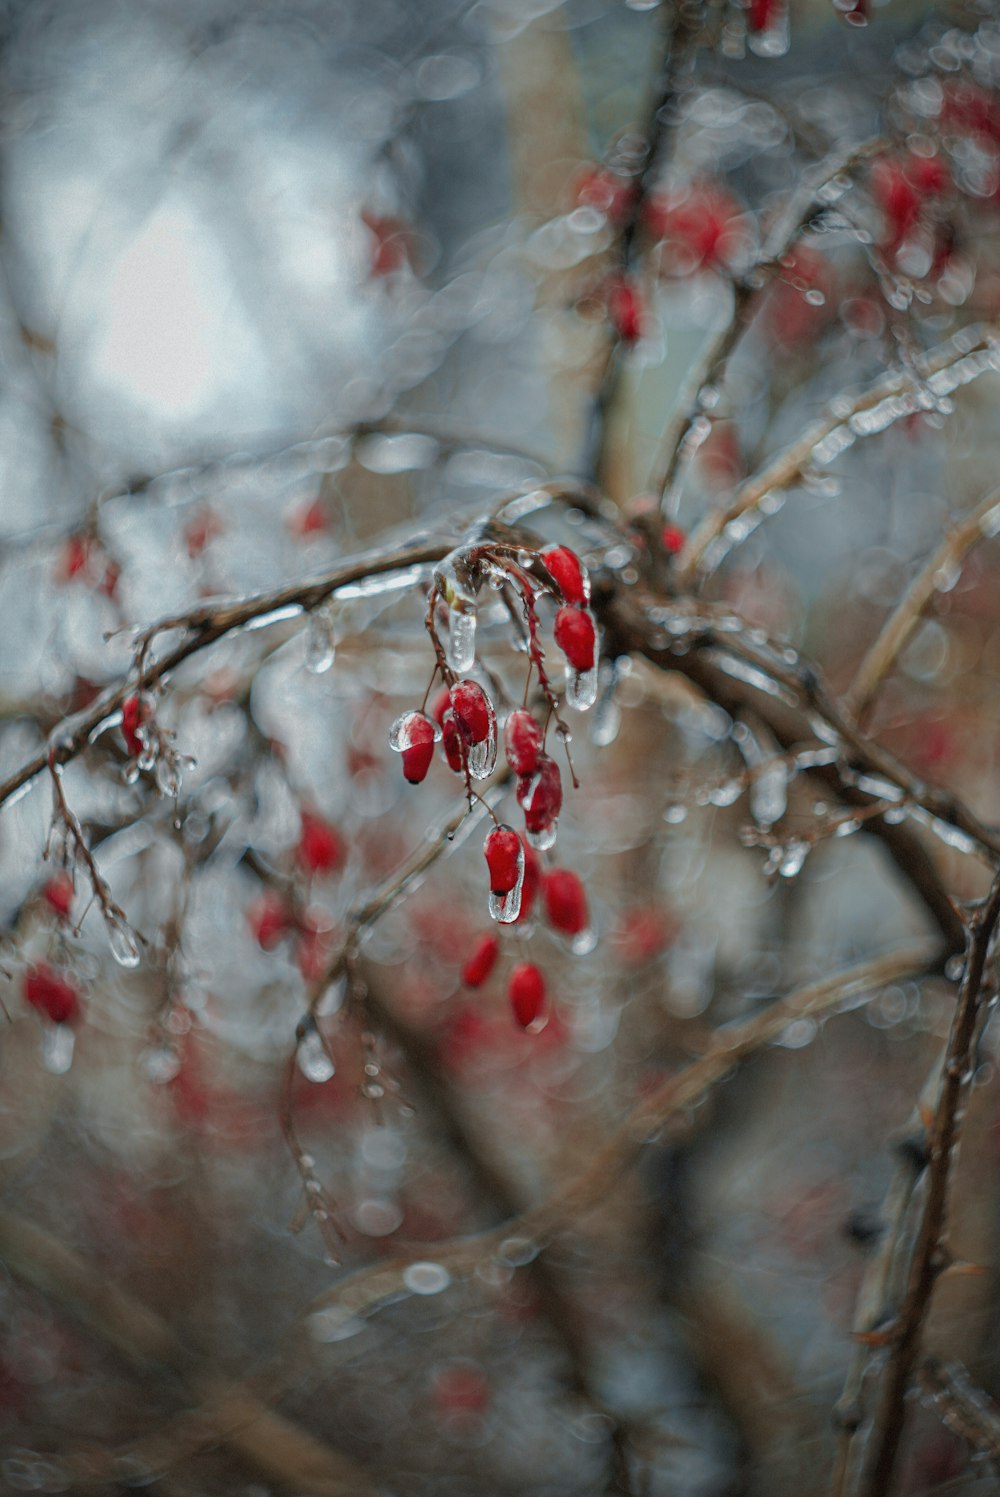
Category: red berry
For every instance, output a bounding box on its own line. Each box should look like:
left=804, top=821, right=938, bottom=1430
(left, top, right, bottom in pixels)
left=297, top=812, right=344, bottom=876
left=554, top=607, right=596, bottom=673
left=504, top=710, right=543, bottom=776
left=290, top=498, right=328, bottom=536
left=484, top=826, right=522, bottom=895
left=608, top=278, right=642, bottom=343
left=661, top=524, right=685, bottom=556
left=543, top=868, right=589, bottom=937
left=121, top=695, right=146, bottom=757
left=43, top=873, right=74, bottom=921
left=645, top=183, right=747, bottom=276
left=575, top=167, right=638, bottom=224
left=432, top=691, right=466, bottom=773
left=59, top=534, right=91, bottom=582
left=249, top=893, right=291, bottom=950
left=748, top=0, right=780, bottom=30
left=450, top=680, right=492, bottom=745
left=462, top=934, right=499, bottom=988
left=517, top=841, right=542, bottom=923
left=402, top=719, right=436, bottom=783
left=517, top=758, right=563, bottom=837
left=23, top=963, right=80, bottom=1025
left=509, top=964, right=546, bottom=1028
left=541, top=546, right=588, bottom=606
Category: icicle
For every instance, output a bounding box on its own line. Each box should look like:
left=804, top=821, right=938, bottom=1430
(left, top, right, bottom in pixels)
left=565, top=660, right=598, bottom=711
left=297, top=1023, right=336, bottom=1083
left=106, top=911, right=140, bottom=968
left=41, top=1024, right=75, bottom=1075
left=305, top=608, right=337, bottom=674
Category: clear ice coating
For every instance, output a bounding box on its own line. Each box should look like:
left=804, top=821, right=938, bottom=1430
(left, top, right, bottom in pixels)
left=447, top=606, right=477, bottom=673
left=750, top=760, right=788, bottom=829
left=488, top=828, right=524, bottom=924
left=778, top=839, right=809, bottom=878
left=565, top=661, right=598, bottom=711
left=41, top=1022, right=75, bottom=1074
left=748, top=1, right=790, bottom=58
left=466, top=702, right=498, bottom=781
left=526, top=820, right=557, bottom=852
left=389, top=710, right=442, bottom=751
left=305, top=607, right=337, bottom=674
left=297, top=1023, right=336, bottom=1083
left=155, top=756, right=182, bottom=797
left=105, top=911, right=140, bottom=968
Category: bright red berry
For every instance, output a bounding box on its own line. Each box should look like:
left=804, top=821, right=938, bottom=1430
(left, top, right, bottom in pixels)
left=121, top=695, right=146, bottom=757
left=43, top=872, right=74, bottom=920
left=450, top=680, right=493, bottom=745
left=462, top=934, right=499, bottom=988
left=517, top=758, right=563, bottom=838
left=554, top=607, right=597, bottom=673
left=249, top=893, right=292, bottom=951
left=484, top=826, right=522, bottom=895
left=23, top=963, right=80, bottom=1025
left=542, top=546, right=588, bottom=606
left=297, top=812, right=344, bottom=876
left=662, top=524, right=685, bottom=556
left=504, top=710, right=543, bottom=777
left=543, top=868, right=589, bottom=937
left=509, top=964, right=546, bottom=1028
left=390, top=710, right=438, bottom=783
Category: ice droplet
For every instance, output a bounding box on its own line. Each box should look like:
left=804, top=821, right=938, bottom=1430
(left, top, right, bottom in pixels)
left=447, top=607, right=477, bottom=673
left=154, top=756, right=181, bottom=797
left=403, top=1261, right=451, bottom=1295
left=305, top=608, right=336, bottom=674
left=41, top=1023, right=75, bottom=1074
left=526, top=821, right=557, bottom=852
left=750, top=761, right=788, bottom=829
left=297, top=1024, right=336, bottom=1083
left=945, top=954, right=965, bottom=982
left=779, top=840, right=809, bottom=878
left=141, top=1044, right=182, bottom=1083
left=106, top=912, right=140, bottom=968
left=748, top=4, right=789, bottom=57
left=467, top=707, right=497, bottom=781
left=565, top=661, right=598, bottom=711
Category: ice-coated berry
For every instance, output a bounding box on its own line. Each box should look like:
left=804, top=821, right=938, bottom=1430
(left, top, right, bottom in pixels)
left=504, top=710, right=543, bottom=777
left=541, top=546, right=588, bottom=606
left=554, top=607, right=596, bottom=673
left=462, top=935, right=499, bottom=988
left=484, top=826, right=522, bottom=895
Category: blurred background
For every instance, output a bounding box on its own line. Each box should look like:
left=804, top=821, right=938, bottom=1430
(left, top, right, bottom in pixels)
left=2, top=0, right=1000, bottom=1493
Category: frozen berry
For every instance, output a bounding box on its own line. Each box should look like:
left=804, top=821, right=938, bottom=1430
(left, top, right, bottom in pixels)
left=462, top=934, right=499, bottom=988
left=504, top=710, right=543, bottom=776
left=484, top=826, right=522, bottom=895
left=541, top=546, right=588, bottom=606
left=23, top=963, right=80, bottom=1025
left=543, top=868, right=589, bottom=937
left=554, top=607, right=596, bottom=673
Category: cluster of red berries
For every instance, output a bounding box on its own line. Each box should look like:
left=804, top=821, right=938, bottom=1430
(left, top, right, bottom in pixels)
left=461, top=862, right=589, bottom=1028
left=247, top=811, right=344, bottom=978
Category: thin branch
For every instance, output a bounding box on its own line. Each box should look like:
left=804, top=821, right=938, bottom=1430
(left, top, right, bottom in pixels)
left=850, top=868, right=1000, bottom=1497
left=0, top=535, right=452, bottom=813
left=0, top=1208, right=378, bottom=1496
left=302, top=948, right=933, bottom=1327
left=673, top=322, right=1000, bottom=588
left=846, top=484, right=1000, bottom=723
left=650, top=134, right=888, bottom=512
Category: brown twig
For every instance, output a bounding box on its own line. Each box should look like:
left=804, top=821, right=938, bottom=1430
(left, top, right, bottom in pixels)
left=846, top=483, right=1000, bottom=724
left=673, top=322, right=1000, bottom=588
left=650, top=134, right=888, bottom=513
left=847, top=869, right=1000, bottom=1497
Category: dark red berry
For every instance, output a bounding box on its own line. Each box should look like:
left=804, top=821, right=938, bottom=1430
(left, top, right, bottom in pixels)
left=43, top=873, right=74, bottom=921
left=249, top=893, right=292, bottom=950
left=541, top=546, right=588, bottom=606
left=484, top=827, right=522, bottom=895
left=504, top=710, right=543, bottom=776
left=517, top=758, right=563, bottom=837
left=608, top=278, right=642, bottom=343
left=543, top=868, right=589, bottom=937
left=450, top=680, right=492, bottom=745
left=297, top=812, right=344, bottom=875
left=462, top=934, right=499, bottom=988
left=509, top=964, right=546, bottom=1028
left=23, top=963, right=80, bottom=1025
left=121, top=695, right=145, bottom=757
left=554, top=607, right=596, bottom=673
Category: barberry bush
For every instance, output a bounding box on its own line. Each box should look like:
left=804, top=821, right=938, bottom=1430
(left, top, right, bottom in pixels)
left=2, top=0, right=1000, bottom=1493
